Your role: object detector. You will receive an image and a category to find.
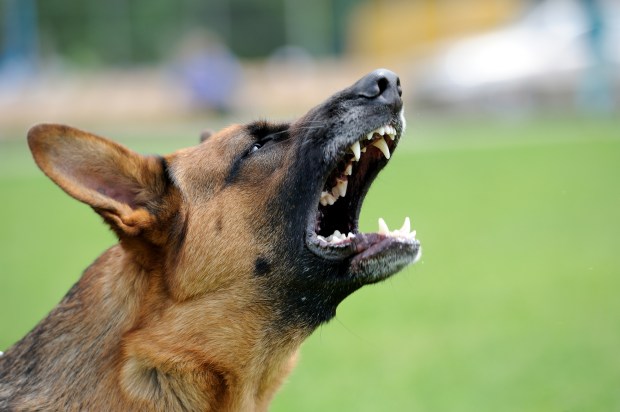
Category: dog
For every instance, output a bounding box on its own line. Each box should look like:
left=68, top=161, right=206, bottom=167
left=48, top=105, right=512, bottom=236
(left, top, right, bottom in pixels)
left=0, top=69, right=421, bottom=411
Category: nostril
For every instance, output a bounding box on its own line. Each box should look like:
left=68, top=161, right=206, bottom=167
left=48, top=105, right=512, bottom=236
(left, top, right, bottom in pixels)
left=377, top=77, right=389, bottom=96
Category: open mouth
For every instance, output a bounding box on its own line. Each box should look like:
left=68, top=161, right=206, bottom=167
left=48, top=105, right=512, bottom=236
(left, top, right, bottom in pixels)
left=306, top=120, right=421, bottom=280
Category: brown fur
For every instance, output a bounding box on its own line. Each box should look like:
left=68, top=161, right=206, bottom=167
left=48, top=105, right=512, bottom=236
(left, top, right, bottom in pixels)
left=0, top=124, right=304, bottom=411
left=0, top=69, right=418, bottom=411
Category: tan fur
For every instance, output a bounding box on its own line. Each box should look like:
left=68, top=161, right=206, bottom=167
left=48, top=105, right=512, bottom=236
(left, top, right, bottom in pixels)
left=1, top=124, right=305, bottom=411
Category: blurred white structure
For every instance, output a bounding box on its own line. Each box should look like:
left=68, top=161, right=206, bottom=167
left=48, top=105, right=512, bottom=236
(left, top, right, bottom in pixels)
left=413, top=0, right=619, bottom=112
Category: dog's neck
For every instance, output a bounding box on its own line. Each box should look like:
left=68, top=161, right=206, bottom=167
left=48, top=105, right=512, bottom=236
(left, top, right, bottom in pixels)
left=5, top=245, right=301, bottom=411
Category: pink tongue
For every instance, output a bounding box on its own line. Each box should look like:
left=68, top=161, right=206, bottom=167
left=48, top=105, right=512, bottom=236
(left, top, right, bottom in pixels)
left=351, top=233, right=387, bottom=252
left=349, top=233, right=409, bottom=266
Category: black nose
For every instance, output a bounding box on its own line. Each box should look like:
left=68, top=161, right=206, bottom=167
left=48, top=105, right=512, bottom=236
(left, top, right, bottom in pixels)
left=353, top=69, right=402, bottom=110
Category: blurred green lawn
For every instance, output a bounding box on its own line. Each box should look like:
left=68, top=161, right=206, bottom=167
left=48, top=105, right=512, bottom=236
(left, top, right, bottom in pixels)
left=1, top=117, right=619, bottom=411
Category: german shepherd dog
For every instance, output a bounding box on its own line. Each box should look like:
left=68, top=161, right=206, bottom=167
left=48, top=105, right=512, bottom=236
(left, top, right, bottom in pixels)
left=0, top=69, right=420, bottom=411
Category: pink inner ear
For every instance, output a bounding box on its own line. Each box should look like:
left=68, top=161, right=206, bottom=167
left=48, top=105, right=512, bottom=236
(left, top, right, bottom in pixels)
left=80, top=173, right=140, bottom=209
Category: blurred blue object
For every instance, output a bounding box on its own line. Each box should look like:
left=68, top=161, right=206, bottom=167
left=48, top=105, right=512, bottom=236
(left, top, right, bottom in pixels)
left=1, top=0, right=38, bottom=76
left=413, top=0, right=619, bottom=113
left=176, top=31, right=242, bottom=114
left=577, top=0, right=614, bottom=112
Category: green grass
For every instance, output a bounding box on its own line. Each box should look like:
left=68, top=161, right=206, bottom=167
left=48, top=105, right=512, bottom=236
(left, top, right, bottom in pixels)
left=1, top=117, right=619, bottom=411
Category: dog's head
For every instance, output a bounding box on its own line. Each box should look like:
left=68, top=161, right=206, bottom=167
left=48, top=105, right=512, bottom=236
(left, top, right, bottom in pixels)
left=28, top=69, right=420, bottom=332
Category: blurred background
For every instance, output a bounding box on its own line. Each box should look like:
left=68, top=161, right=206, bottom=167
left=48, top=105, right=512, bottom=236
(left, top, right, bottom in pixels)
left=1, top=0, right=619, bottom=410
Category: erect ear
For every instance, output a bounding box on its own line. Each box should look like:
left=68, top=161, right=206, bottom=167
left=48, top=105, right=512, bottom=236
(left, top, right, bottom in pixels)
left=28, top=124, right=170, bottom=237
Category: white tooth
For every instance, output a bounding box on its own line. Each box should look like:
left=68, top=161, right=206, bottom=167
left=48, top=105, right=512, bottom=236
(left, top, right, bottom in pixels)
left=344, top=163, right=353, bottom=176
left=366, top=132, right=374, bottom=140
left=411, top=230, right=417, bottom=239
left=321, top=191, right=337, bottom=206
left=337, top=179, right=348, bottom=197
left=378, top=218, right=390, bottom=235
left=332, top=186, right=340, bottom=198
left=328, top=230, right=346, bottom=242
left=379, top=126, right=385, bottom=136
left=320, top=191, right=329, bottom=206
left=317, top=235, right=327, bottom=242
left=350, top=141, right=361, bottom=161
left=400, top=217, right=411, bottom=234
left=371, top=137, right=391, bottom=159
left=361, top=147, right=367, bottom=153
left=386, top=126, right=396, bottom=140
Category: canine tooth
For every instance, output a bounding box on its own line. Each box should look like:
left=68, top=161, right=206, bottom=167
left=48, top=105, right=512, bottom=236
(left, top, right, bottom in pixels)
left=344, top=163, right=353, bottom=176
left=336, top=179, right=348, bottom=197
left=400, top=217, right=411, bottom=234
left=378, top=218, right=390, bottom=236
left=350, top=141, right=361, bottom=161
left=371, top=137, right=391, bottom=159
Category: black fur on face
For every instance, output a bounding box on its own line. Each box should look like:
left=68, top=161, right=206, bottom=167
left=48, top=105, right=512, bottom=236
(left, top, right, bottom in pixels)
left=234, top=70, right=419, bottom=330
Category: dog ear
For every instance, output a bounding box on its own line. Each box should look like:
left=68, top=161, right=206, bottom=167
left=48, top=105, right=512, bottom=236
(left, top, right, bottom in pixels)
left=28, top=124, right=169, bottom=237
left=199, top=129, right=213, bottom=143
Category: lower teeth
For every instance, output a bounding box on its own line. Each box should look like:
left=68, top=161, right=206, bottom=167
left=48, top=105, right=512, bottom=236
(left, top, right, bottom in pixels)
left=317, top=217, right=416, bottom=246
left=318, top=230, right=355, bottom=244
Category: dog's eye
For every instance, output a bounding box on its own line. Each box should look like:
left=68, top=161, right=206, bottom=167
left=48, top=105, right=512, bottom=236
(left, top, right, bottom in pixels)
left=248, top=132, right=283, bottom=157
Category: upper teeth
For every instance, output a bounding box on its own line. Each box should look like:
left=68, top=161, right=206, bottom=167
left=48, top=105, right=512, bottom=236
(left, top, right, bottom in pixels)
left=320, top=176, right=349, bottom=206
left=371, top=138, right=391, bottom=159
left=321, top=124, right=397, bottom=207
left=350, top=141, right=361, bottom=161
left=350, top=124, right=395, bottom=162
